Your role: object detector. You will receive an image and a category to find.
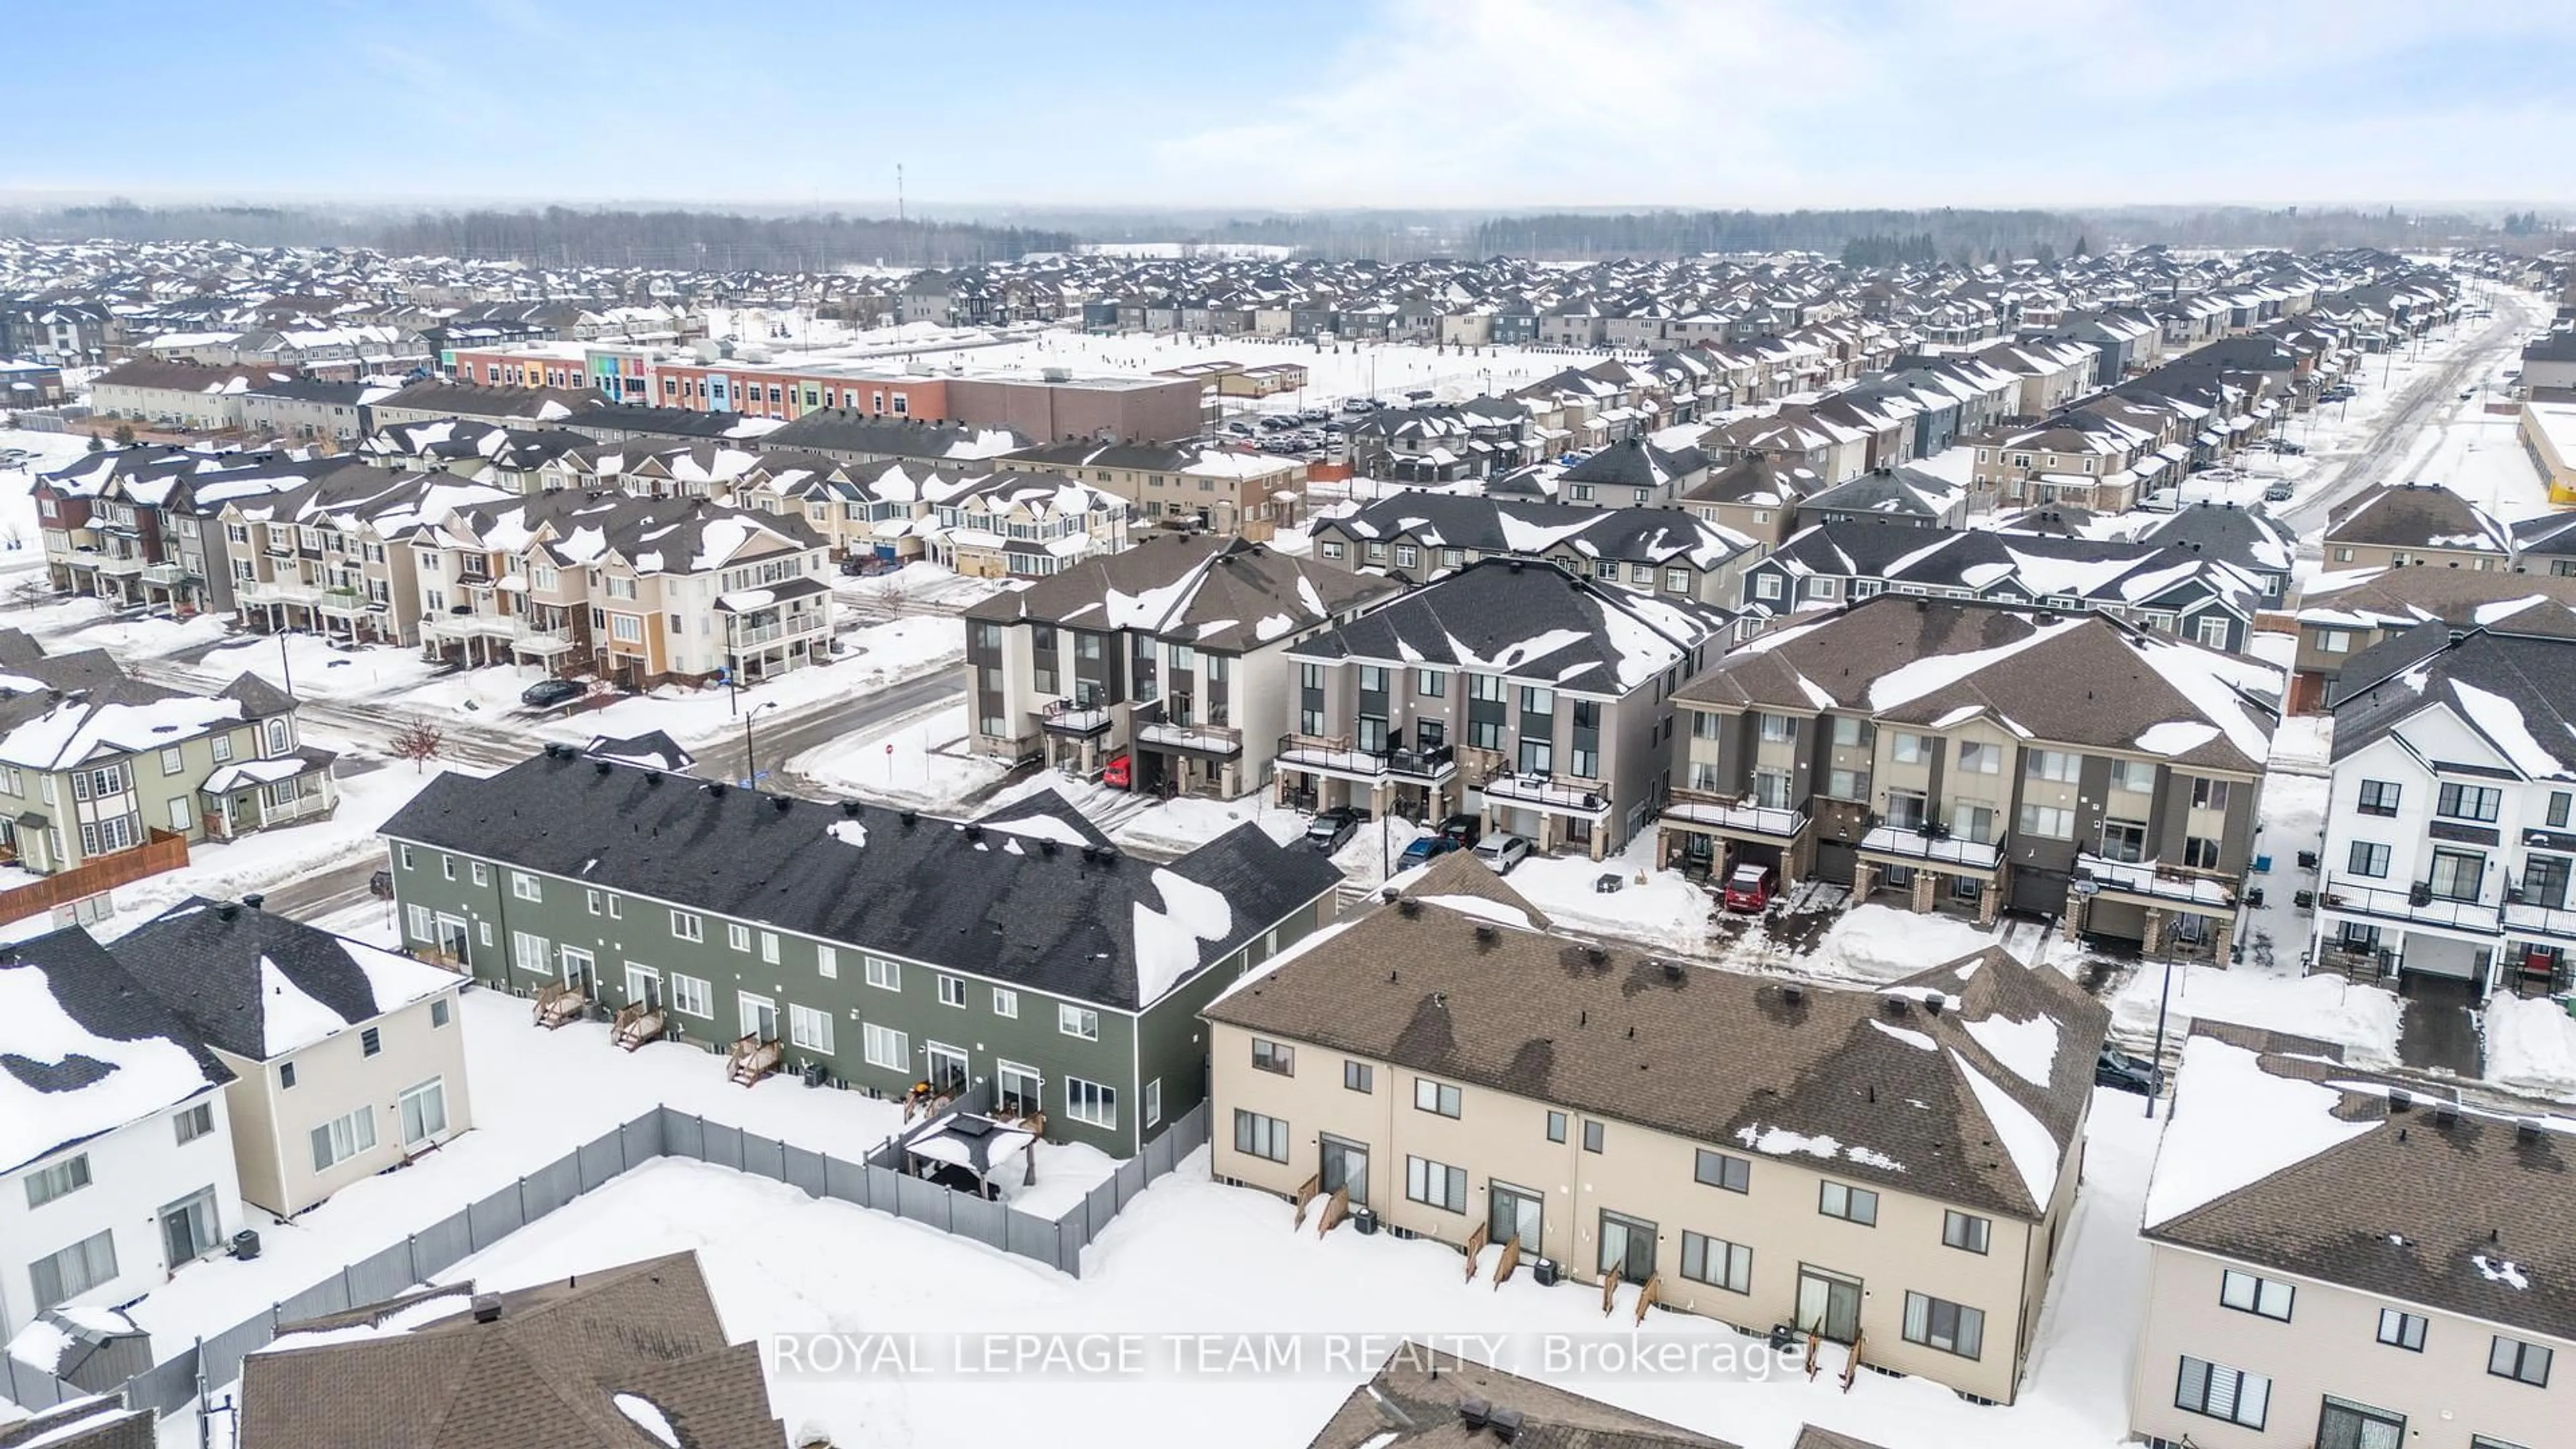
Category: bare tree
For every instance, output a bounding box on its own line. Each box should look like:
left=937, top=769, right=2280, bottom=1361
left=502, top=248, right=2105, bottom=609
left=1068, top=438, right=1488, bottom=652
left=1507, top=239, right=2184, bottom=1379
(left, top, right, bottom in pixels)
left=390, top=718, right=445, bottom=773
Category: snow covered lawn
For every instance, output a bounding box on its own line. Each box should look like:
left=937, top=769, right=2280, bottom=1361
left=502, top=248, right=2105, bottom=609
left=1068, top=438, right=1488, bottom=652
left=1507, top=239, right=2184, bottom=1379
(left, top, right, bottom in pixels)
left=250, top=1084, right=2161, bottom=1449
left=2107, top=961, right=2400, bottom=1067
left=790, top=702, right=1005, bottom=810
left=2482, top=994, right=2576, bottom=1101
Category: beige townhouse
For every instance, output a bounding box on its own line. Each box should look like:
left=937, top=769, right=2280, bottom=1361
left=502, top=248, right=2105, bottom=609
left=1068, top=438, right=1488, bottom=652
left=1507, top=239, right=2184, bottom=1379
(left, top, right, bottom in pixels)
left=220, top=470, right=513, bottom=647
left=1005, top=439, right=1306, bottom=536
left=2131, top=1024, right=2570, bottom=1449
left=2320, top=482, right=2514, bottom=573
left=1661, top=598, right=2277, bottom=956
left=1205, top=859, right=2109, bottom=1406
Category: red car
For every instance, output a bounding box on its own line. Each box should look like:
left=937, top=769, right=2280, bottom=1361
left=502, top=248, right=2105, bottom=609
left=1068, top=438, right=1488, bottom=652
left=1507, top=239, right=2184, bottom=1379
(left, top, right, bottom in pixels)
left=1721, top=863, right=1776, bottom=914
left=1102, top=755, right=1132, bottom=790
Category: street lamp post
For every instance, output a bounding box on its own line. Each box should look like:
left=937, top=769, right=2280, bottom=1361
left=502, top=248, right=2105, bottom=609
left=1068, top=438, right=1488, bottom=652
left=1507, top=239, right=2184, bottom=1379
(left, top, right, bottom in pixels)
left=2146, top=949, right=2183, bottom=1119
left=741, top=700, right=779, bottom=788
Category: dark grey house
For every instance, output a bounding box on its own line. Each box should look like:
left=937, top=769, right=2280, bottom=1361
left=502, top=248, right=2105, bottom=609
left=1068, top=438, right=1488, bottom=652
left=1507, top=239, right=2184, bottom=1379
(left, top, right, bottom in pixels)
left=377, top=751, right=1342, bottom=1156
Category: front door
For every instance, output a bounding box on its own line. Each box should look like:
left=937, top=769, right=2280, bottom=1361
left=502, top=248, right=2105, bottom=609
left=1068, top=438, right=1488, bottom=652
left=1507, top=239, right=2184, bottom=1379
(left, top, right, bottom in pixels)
left=738, top=992, right=777, bottom=1042
left=1796, top=1266, right=1864, bottom=1343
left=926, top=1042, right=969, bottom=1096
left=1597, top=1211, right=1656, bottom=1284
left=2316, top=1397, right=2405, bottom=1449
left=1318, top=1135, right=1370, bottom=1205
left=160, top=1187, right=219, bottom=1265
left=1489, top=1181, right=1544, bottom=1252
left=436, top=914, right=470, bottom=967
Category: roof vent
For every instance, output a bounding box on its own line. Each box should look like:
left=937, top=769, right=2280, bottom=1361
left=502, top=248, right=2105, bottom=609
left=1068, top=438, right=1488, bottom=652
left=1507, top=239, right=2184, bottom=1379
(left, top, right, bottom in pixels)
left=702, top=780, right=724, bottom=796
left=594, top=759, right=612, bottom=775
left=1472, top=923, right=1500, bottom=945
left=2389, top=1088, right=2412, bottom=1112
left=1039, top=837, right=1059, bottom=856
left=216, top=902, right=240, bottom=922
left=839, top=800, right=863, bottom=817
left=2518, top=1118, right=2545, bottom=1144
left=1781, top=983, right=1805, bottom=1005
left=642, top=771, right=661, bottom=786
left=1883, top=996, right=1910, bottom=1018
left=772, top=795, right=792, bottom=813
left=1457, top=1397, right=1491, bottom=1430
left=1397, top=897, right=1422, bottom=918
left=1923, top=995, right=1944, bottom=1017
left=242, top=893, right=264, bottom=912
left=899, top=809, right=918, bottom=828
left=1489, top=1407, right=1525, bottom=1443
left=470, top=1293, right=503, bottom=1324
left=1583, top=944, right=1608, bottom=965
left=1660, top=959, right=1684, bottom=983
left=2434, top=1101, right=2461, bottom=1126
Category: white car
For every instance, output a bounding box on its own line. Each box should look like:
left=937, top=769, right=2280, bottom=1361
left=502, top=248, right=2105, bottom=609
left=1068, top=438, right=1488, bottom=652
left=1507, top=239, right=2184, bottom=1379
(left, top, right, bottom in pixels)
left=1472, top=832, right=1532, bottom=875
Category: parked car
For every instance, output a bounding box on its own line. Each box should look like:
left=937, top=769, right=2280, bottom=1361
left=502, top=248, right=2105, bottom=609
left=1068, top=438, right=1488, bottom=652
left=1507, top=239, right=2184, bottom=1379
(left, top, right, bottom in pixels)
left=2095, top=1048, right=2157, bottom=1095
left=1102, top=754, right=1132, bottom=790
left=1472, top=832, right=1532, bottom=875
left=1305, top=806, right=1363, bottom=853
left=1721, top=863, right=1776, bottom=913
left=519, top=678, right=585, bottom=709
left=1434, top=812, right=1483, bottom=847
left=1397, top=834, right=1460, bottom=867
left=2263, top=482, right=2294, bottom=503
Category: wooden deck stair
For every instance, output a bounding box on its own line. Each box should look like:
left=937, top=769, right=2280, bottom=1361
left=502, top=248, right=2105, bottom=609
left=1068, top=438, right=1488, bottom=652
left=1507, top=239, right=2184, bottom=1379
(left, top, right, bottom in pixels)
left=610, top=1002, right=665, bottom=1051
left=531, top=982, right=588, bottom=1030
left=726, top=1032, right=783, bottom=1086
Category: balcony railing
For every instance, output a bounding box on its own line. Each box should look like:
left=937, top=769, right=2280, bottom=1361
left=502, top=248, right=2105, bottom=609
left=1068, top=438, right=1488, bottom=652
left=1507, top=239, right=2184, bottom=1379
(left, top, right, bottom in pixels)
left=2318, top=875, right=2500, bottom=934
left=2074, top=853, right=2239, bottom=909
left=1655, top=791, right=1809, bottom=839
left=139, top=563, right=192, bottom=586
left=238, top=578, right=320, bottom=606
left=1040, top=702, right=1114, bottom=738
left=1859, top=824, right=2004, bottom=872
left=93, top=552, right=148, bottom=575
left=2502, top=878, right=2576, bottom=941
left=1483, top=770, right=1613, bottom=818
left=1136, top=706, right=1243, bottom=757
left=1274, top=734, right=1456, bottom=782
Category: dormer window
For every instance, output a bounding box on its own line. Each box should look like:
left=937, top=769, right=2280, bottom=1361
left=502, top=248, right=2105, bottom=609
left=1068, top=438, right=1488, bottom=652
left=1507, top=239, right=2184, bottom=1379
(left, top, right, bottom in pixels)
left=265, top=718, right=292, bottom=757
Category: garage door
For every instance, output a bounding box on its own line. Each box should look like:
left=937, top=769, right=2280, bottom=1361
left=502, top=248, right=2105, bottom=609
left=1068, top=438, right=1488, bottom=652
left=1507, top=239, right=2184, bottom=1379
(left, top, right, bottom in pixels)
left=2009, top=867, right=2067, bottom=917
left=1813, top=841, right=1856, bottom=888
left=2400, top=934, right=2483, bottom=981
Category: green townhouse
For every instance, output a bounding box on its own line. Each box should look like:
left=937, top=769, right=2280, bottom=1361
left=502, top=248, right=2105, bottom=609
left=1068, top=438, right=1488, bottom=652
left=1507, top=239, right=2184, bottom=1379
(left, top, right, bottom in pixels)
left=376, top=746, right=1344, bottom=1157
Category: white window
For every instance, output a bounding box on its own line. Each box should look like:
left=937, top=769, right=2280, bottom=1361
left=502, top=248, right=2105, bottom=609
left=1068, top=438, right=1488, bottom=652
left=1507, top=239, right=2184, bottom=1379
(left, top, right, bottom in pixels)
left=1943, top=1210, right=1991, bottom=1254
left=1064, top=1077, right=1117, bottom=1129
left=24, top=1154, right=91, bottom=1208
left=1413, top=1077, right=1462, bottom=1118
left=1143, top=1077, right=1161, bottom=1128
left=670, top=910, right=702, bottom=943
left=470, top=861, right=488, bottom=887
left=174, top=1103, right=215, bottom=1144
left=727, top=922, right=751, bottom=953
left=816, top=945, right=838, bottom=979
left=1890, top=732, right=1927, bottom=764
left=511, top=930, right=549, bottom=974
left=759, top=932, right=780, bottom=965
left=28, top=1230, right=117, bottom=1311
left=406, top=904, right=433, bottom=941
left=2219, top=1269, right=2294, bottom=1320
left=669, top=973, right=712, bottom=1018
left=1679, top=1231, right=1752, bottom=1292
left=938, top=975, right=966, bottom=1008
left=1405, top=1155, right=1468, bottom=1212
left=310, top=1106, right=378, bottom=1171
left=865, top=955, right=900, bottom=991
left=863, top=1022, right=909, bottom=1071
left=789, top=1004, right=835, bottom=1053
left=1232, top=1108, right=1288, bottom=1161
left=2377, top=1307, right=2427, bottom=1351
left=993, top=987, right=1018, bottom=1018
left=1819, top=1180, right=1878, bottom=1224
left=610, top=614, right=643, bottom=643
left=2019, top=804, right=2075, bottom=839
left=398, top=1079, right=448, bottom=1145
left=1902, top=1291, right=1986, bottom=1359
left=1059, top=1004, right=1099, bottom=1040
left=160, top=745, right=184, bottom=775
left=2174, top=1356, right=2269, bottom=1429
left=167, top=798, right=193, bottom=831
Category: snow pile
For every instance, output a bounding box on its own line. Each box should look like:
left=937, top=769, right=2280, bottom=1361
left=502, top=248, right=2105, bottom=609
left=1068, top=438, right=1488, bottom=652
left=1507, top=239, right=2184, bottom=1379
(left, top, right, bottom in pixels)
left=2481, top=994, right=2576, bottom=1102
left=262, top=1289, right=476, bottom=1349
left=826, top=820, right=869, bottom=849
left=1733, top=1124, right=1907, bottom=1174
left=2132, top=721, right=2220, bottom=757
left=2448, top=679, right=2569, bottom=779
left=2471, top=1254, right=2530, bottom=1291
left=1811, top=906, right=1998, bottom=983
left=2110, top=967, right=2400, bottom=1069
left=0, top=959, right=224, bottom=1175
left=1868, top=1019, right=1935, bottom=1051
left=1130, top=868, right=1234, bottom=1004
left=2143, top=1035, right=2377, bottom=1228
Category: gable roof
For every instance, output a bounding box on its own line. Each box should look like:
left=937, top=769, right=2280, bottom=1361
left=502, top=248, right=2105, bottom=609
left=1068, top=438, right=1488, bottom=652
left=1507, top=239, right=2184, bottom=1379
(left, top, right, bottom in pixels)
left=0, top=928, right=233, bottom=1176
left=2324, top=482, right=2512, bottom=554
left=963, top=533, right=1395, bottom=653
left=1683, top=598, right=2279, bottom=773
left=378, top=757, right=1341, bottom=1012
left=1287, top=558, right=1729, bottom=698
left=1324, top=493, right=1752, bottom=572
left=2132, top=502, right=2296, bottom=578
left=240, top=1252, right=782, bottom=1449
left=2143, top=1031, right=2576, bottom=1344
left=2328, top=626, right=2576, bottom=780
left=1303, top=1344, right=1737, bottom=1449
left=107, top=898, right=460, bottom=1062
left=1210, top=871, right=2108, bottom=1220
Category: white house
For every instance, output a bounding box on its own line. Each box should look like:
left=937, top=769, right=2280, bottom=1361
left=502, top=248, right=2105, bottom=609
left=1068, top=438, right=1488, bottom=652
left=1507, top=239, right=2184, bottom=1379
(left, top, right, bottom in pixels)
left=2314, top=626, right=2576, bottom=998
left=105, top=896, right=472, bottom=1218
left=0, top=928, right=241, bottom=1346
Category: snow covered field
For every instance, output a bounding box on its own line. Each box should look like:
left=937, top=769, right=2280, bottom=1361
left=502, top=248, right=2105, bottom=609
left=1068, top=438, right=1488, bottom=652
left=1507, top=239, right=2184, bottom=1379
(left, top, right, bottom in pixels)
left=792, top=702, right=1006, bottom=808
left=185, top=1087, right=2159, bottom=1449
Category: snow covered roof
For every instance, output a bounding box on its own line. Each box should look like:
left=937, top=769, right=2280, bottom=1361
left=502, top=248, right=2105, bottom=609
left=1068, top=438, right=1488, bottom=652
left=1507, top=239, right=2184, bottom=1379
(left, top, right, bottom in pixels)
left=2143, top=1027, right=2576, bottom=1345
left=108, top=898, right=459, bottom=1063
left=381, top=756, right=1340, bottom=1012
left=965, top=532, right=1399, bottom=656
left=0, top=928, right=233, bottom=1177
left=1210, top=875, right=2107, bottom=1220
left=2329, top=627, right=2576, bottom=781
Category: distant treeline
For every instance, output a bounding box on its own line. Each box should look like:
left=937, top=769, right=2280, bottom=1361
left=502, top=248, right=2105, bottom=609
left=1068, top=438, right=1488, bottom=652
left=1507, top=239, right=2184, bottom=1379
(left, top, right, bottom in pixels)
left=372, top=207, right=1074, bottom=272
left=1468, top=208, right=2082, bottom=260
left=0, top=201, right=382, bottom=248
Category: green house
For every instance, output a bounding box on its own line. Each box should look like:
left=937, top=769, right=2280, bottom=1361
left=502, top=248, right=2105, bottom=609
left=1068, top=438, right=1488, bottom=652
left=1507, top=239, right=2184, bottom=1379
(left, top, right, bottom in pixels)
left=377, top=748, right=1342, bottom=1157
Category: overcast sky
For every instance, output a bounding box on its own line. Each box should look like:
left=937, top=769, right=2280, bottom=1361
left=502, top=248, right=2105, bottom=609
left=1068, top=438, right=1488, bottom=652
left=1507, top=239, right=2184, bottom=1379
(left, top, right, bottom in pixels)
left=7, top=0, right=2571, bottom=213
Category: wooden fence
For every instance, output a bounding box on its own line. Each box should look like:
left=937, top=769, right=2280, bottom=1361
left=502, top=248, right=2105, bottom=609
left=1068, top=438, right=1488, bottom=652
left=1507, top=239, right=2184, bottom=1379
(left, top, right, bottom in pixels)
left=0, top=828, right=189, bottom=926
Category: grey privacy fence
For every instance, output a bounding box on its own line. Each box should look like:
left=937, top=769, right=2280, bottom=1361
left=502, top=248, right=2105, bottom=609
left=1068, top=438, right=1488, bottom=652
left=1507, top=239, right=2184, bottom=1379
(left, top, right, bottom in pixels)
left=74, top=1097, right=1210, bottom=1420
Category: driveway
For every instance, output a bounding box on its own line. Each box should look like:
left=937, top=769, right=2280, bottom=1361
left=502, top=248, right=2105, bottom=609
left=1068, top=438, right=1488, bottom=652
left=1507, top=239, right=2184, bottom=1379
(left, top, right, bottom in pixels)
left=2396, top=973, right=2485, bottom=1077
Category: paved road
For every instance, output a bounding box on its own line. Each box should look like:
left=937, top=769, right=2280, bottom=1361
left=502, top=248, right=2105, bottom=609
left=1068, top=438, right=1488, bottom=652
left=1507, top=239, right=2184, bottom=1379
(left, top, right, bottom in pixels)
left=2279, top=290, right=2539, bottom=536
left=689, top=667, right=964, bottom=788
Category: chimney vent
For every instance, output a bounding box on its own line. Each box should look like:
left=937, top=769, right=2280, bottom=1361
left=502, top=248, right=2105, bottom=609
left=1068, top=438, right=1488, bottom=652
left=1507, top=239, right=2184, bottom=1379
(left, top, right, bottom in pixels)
left=243, top=893, right=264, bottom=912
left=470, top=1293, right=503, bottom=1324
